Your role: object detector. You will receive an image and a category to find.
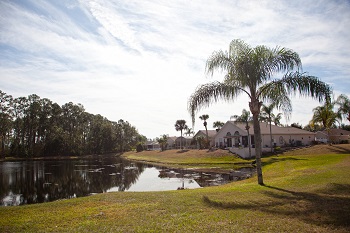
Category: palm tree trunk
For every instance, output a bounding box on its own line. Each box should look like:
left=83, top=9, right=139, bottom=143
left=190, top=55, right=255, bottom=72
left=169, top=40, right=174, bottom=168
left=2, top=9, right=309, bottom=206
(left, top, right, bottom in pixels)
left=253, top=113, right=264, bottom=185
left=250, top=100, right=264, bottom=185
left=205, top=126, right=209, bottom=148
left=269, top=119, right=273, bottom=153
left=247, top=128, right=252, bottom=158
left=180, top=130, right=183, bottom=149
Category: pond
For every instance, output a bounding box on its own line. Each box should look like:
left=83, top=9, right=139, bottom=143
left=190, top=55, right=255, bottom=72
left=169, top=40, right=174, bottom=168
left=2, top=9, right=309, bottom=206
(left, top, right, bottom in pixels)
left=0, top=155, right=254, bottom=206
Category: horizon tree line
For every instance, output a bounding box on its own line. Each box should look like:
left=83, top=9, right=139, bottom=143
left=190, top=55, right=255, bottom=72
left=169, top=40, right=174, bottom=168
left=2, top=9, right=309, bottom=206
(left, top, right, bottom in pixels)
left=0, top=90, right=146, bottom=158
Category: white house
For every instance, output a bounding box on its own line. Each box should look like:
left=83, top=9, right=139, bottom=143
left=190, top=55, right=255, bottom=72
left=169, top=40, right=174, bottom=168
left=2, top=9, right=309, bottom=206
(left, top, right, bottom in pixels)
left=215, top=121, right=315, bottom=158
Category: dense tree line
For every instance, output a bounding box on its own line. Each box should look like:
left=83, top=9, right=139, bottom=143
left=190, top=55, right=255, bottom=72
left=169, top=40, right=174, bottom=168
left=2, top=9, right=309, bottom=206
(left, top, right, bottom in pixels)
left=0, top=90, right=146, bottom=158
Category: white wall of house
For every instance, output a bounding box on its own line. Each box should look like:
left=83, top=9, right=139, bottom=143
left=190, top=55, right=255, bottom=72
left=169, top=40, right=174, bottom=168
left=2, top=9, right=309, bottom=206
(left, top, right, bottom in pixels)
left=262, top=134, right=314, bottom=147
left=215, top=121, right=315, bottom=158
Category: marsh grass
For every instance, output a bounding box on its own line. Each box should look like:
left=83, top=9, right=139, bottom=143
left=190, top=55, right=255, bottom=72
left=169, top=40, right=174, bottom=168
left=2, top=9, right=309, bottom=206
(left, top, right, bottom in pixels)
left=1, top=145, right=350, bottom=232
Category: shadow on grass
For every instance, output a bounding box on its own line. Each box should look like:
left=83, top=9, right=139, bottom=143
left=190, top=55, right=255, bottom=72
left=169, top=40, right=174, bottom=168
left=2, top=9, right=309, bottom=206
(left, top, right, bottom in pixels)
left=203, top=184, right=350, bottom=230
left=261, top=157, right=306, bottom=166
left=327, top=145, right=350, bottom=154
left=176, top=150, right=189, bottom=153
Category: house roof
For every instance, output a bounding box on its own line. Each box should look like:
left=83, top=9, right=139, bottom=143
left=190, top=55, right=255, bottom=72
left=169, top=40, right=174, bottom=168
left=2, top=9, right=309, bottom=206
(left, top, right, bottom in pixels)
left=167, top=136, right=177, bottom=141
left=320, top=128, right=350, bottom=136
left=226, top=121, right=315, bottom=135
left=194, top=130, right=217, bottom=138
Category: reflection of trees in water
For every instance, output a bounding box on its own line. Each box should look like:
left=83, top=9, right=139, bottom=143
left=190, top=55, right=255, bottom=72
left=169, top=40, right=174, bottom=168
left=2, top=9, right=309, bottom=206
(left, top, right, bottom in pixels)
left=0, top=157, right=254, bottom=206
left=0, top=156, right=144, bottom=206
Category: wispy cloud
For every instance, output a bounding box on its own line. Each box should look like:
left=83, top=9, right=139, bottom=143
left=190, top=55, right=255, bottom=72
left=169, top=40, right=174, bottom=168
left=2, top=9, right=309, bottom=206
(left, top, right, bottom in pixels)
left=1, top=0, right=349, bottom=137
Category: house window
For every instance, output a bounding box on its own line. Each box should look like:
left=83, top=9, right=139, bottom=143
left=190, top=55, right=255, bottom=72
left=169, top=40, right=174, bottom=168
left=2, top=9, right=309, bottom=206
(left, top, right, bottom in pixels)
left=226, top=132, right=231, bottom=136
left=234, top=131, right=240, bottom=136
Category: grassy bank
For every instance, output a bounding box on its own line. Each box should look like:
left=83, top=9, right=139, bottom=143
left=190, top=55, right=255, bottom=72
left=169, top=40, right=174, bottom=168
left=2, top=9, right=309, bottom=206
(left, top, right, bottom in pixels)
left=1, top=145, right=349, bottom=232
left=122, top=149, right=252, bottom=171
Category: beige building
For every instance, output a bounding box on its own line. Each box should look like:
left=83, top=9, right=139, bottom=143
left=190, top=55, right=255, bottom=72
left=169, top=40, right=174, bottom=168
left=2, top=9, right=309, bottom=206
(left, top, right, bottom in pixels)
left=215, top=121, right=315, bottom=158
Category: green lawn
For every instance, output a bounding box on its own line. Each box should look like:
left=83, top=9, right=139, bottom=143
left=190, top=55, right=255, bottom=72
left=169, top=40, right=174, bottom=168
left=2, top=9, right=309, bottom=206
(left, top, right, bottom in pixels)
left=1, top=145, right=349, bottom=232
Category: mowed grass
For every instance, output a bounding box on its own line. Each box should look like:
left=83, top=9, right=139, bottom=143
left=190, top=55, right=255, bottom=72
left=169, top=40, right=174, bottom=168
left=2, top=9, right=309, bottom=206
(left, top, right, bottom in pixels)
left=1, top=145, right=350, bottom=232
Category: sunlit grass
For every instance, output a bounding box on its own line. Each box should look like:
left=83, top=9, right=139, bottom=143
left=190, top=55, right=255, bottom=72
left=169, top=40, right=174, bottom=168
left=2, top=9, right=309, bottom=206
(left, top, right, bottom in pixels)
left=123, top=149, right=251, bottom=170
left=1, top=145, right=350, bottom=232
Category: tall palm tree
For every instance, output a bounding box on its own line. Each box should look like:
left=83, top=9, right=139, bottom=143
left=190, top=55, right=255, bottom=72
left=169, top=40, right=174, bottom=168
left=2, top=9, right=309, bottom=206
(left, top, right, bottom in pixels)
left=336, top=94, right=350, bottom=122
left=199, top=114, right=209, bottom=148
left=175, top=119, right=188, bottom=149
left=188, top=39, right=331, bottom=185
left=260, top=103, right=278, bottom=152
left=231, top=109, right=252, bottom=157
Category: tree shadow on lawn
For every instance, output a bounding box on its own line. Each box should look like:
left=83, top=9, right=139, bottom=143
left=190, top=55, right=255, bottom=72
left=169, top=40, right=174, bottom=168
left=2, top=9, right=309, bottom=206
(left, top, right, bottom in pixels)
left=203, top=184, right=350, bottom=230
left=327, top=145, right=350, bottom=154
left=176, top=149, right=190, bottom=153
left=261, top=157, right=306, bottom=166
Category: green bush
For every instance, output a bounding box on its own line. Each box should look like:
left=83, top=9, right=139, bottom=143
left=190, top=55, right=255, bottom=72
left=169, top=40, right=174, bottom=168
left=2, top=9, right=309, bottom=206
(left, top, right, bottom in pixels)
left=136, top=143, right=144, bottom=152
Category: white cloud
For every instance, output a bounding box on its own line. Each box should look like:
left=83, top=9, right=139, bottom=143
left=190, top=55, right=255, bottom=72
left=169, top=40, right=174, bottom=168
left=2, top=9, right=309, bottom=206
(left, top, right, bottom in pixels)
left=1, top=0, right=349, bottom=138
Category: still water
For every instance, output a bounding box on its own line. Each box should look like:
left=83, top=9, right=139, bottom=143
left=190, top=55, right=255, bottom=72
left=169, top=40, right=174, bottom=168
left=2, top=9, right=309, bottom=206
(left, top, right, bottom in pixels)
left=0, top=155, right=254, bottom=206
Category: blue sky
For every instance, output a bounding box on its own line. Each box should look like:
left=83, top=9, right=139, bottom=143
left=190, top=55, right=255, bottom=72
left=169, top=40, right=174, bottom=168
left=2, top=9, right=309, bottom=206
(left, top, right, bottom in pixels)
left=1, top=0, right=350, bottom=139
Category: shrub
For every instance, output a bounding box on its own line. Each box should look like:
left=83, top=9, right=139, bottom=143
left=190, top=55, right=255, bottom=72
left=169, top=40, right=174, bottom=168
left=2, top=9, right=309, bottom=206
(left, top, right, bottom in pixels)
left=136, top=143, right=144, bottom=152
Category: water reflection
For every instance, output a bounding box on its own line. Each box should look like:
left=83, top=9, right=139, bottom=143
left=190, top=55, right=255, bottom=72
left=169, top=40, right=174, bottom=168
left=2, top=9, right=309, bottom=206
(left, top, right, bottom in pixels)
left=0, top=156, right=254, bottom=206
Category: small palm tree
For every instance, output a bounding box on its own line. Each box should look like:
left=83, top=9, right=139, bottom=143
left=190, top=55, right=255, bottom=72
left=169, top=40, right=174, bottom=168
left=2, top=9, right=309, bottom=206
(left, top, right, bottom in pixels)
left=336, top=94, right=350, bottom=122
left=185, top=128, right=194, bottom=137
left=195, top=135, right=206, bottom=149
left=260, top=103, right=279, bottom=152
left=175, top=120, right=188, bottom=149
left=311, top=102, right=342, bottom=143
left=199, top=114, right=209, bottom=148
left=157, top=134, right=168, bottom=151
left=231, top=109, right=252, bottom=157
left=213, top=121, right=224, bottom=131
left=272, top=113, right=283, bottom=126
left=188, top=39, right=331, bottom=185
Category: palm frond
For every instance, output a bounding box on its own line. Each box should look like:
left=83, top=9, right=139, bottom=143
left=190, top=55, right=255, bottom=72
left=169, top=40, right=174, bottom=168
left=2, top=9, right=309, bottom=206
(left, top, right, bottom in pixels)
left=188, top=81, right=245, bottom=125
left=205, top=51, right=233, bottom=76
left=281, top=72, right=332, bottom=101
left=259, top=71, right=331, bottom=118
left=258, top=82, right=292, bottom=119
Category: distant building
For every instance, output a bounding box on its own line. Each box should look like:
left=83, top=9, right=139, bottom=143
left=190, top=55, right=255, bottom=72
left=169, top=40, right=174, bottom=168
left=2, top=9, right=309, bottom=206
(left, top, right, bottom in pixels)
left=193, top=130, right=217, bottom=148
left=174, top=136, right=194, bottom=149
left=145, top=140, right=160, bottom=150
left=315, top=129, right=350, bottom=144
left=166, top=136, right=177, bottom=149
